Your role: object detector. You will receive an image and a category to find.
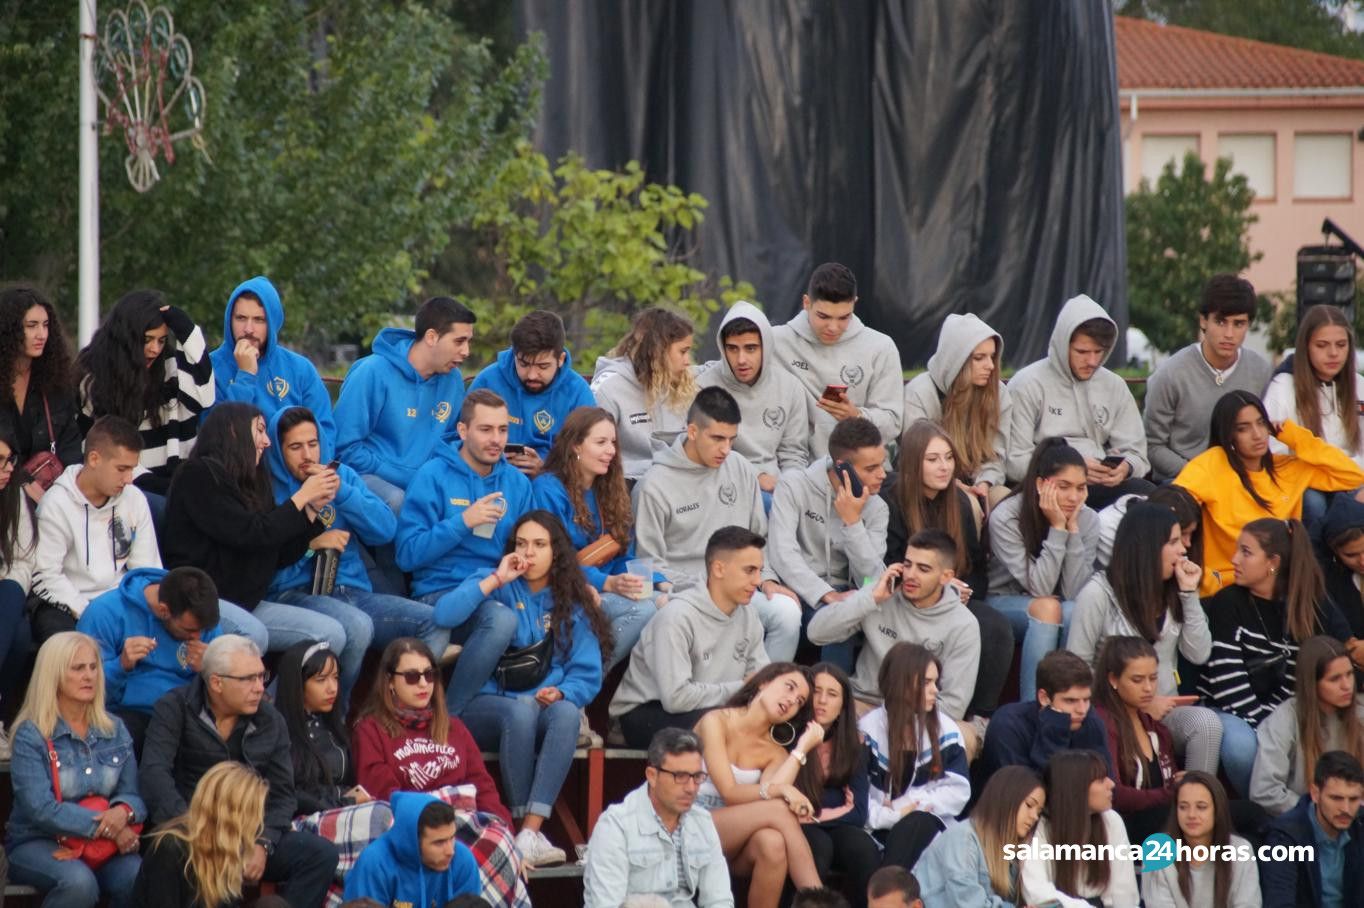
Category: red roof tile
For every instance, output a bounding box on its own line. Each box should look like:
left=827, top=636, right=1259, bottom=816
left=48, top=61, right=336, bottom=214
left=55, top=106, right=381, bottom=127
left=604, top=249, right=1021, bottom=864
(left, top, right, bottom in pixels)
left=1116, top=15, right=1364, bottom=90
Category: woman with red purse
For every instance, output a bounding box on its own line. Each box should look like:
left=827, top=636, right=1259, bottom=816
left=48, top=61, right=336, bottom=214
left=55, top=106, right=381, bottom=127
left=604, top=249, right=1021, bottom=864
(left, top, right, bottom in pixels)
left=5, top=631, right=144, bottom=907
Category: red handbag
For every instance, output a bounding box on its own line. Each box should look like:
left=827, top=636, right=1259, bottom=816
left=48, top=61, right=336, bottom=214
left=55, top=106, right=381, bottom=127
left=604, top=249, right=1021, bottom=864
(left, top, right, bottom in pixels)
left=21, top=396, right=63, bottom=491
left=45, top=739, right=141, bottom=869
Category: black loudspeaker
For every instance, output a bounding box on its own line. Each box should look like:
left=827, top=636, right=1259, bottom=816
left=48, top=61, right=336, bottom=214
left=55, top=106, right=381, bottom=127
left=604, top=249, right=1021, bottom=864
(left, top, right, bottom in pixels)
left=1297, top=245, right=1355, bottom=324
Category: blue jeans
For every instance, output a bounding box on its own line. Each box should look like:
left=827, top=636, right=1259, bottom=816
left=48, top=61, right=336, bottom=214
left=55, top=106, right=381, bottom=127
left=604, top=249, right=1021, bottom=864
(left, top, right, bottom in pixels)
left=462, top=695, right=581, bottom=819
left=422, top=595, right=518, bottom=714
left=362, top=473, right=406, bottom=513
left=1215, top=709, right=1258, bottom=797
left=599, top=592, right=655, bottom=671
left=751, top=590, right=801, bottom=663
left=258, top=594, right=374, bottom=711
left=0, top=578, right=32, bottom=704
left=989, top=593, right=1075, bottom=702
left=216, top=600, right=269, bottom=653
left=8, top=839, right=140, bottom=908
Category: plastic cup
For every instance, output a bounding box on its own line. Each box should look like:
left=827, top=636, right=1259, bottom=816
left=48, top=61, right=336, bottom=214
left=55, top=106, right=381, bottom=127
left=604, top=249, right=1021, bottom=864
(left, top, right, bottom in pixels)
left=471, top=494, right=507, bottom=539
left=625, top=558, right=654, bottom=601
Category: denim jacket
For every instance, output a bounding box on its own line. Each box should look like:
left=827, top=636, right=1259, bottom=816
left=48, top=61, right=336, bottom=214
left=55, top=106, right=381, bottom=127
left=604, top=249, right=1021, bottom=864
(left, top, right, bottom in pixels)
left=6, top=715, right=144, bottom=847
left=583, top=782, right=733, bottom=908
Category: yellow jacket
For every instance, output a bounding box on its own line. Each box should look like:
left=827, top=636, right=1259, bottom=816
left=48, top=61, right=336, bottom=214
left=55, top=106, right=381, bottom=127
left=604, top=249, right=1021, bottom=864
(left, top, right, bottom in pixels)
left=1176, top=420, right=1364, bottom=597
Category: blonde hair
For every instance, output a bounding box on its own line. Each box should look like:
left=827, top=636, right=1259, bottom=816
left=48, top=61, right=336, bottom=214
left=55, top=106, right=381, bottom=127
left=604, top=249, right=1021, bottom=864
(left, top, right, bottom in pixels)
left=148, top=762, right=268, bottom=908
left=608, top=308, right=696, bottom=412
left=940, top=335, right=1002, bottom=479
left=13, top=632, right=115, bottom=738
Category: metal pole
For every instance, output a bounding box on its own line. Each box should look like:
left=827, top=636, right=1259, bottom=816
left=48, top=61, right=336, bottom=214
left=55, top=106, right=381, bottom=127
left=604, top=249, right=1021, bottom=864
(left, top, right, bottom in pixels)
left=78, top=0, right=99, bottom=345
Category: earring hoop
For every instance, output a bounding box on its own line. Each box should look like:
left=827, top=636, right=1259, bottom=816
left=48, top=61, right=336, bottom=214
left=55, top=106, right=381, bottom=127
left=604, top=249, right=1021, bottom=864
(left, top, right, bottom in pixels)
left=769, top=721, right=796, bottom=748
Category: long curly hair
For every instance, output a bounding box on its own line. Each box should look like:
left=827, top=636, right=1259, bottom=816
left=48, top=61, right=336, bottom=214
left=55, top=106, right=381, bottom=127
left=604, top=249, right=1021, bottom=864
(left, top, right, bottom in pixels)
left=180, top=402, right=273, bottom=513
left=76, top=289, right=171, bottom=427
left=608, top=308, right=695, bottom=411
left=147, top=762, right=268, bottom=908
left=504, top=510, right=614, bottom=662
left=0, top=285, right=72, bottom=397
left=541, top=407, right=633, bottom=547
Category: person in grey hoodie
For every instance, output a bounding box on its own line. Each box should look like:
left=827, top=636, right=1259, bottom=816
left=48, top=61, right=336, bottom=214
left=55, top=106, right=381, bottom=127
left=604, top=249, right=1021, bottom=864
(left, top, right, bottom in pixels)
left=633, top=387, right=802, bottom=661
left=609, top=526, right=771, bottom=748
left=767, top=417, right=888, bottom=668
left=697, top=301, right=812, bottom=496
left=772, top=263, right=903, bottom=464
left=1143, top=274, right=1271, bottom=483
left=1006, top=293, right=1153, bottom=510
left=807, top=529, right=980, bottom=731
left=903, top=312, right=1012, bottom=501
left=591, top=308, right=697, bottom=481
left=30, top=416, right=162, bottom=643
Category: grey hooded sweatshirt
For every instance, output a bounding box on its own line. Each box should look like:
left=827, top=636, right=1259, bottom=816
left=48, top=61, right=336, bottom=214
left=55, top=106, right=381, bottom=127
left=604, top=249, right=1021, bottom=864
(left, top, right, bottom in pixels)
left=608, top=583, right=769, bottom=717
left=767, top=457, right=888, bottom=606
left=633, top=438, right=771, bottom=587
left=772, top=311, right=903, bottom=461
left=903, top=313, right=1012, bottom=487
left=591, top=356, right=689, bottom=480
left=1005, top=295, right=1149, bottom=483
left=697, top=301, right=813, bottom=476
left=1250, top=697, right=1364, bottom=816
left=986, top=493, right=1100, bottom=601
left=807, top=582, right=978, bottom=718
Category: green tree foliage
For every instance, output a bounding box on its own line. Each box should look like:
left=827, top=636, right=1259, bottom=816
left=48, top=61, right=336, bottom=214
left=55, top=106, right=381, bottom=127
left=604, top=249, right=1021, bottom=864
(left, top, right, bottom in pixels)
left=1118, top=0, right=1364, bottom=59
left=0, top=3, right=544, bottom=350
left=450, top=140, right=757, bottom=366
left=1126, top=152, right=1263, bottom=352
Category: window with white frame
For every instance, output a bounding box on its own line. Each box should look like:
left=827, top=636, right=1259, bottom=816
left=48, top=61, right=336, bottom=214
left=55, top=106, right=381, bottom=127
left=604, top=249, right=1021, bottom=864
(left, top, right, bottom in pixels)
left=1218, top=134, right=1275, bottom=198
left=1141, top=134, right=1199, bottom=186
left=1294, top=133, right=1352, bottom=199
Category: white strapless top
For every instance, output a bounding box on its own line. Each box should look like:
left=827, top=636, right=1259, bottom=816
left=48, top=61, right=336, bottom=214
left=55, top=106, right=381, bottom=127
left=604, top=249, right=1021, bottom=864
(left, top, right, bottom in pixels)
left=695, top=760, right=762, bottom=810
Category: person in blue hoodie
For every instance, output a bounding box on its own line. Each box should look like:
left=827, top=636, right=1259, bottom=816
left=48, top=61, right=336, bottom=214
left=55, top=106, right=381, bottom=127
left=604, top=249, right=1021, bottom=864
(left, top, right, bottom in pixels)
left=468, top=309, right=596, bottom=474
left=265, top=404, right=449, bottom=709
left=453, top=509, right=613, bottom=868
left=209, top=275, right=336, bottom=440
left=396, top=388, right=534, bottom=713
left=76, top=565, right=222, bottom=752
left=343, top=791, right=481, bottom=907
left=334, top=296, right=475, bottom=513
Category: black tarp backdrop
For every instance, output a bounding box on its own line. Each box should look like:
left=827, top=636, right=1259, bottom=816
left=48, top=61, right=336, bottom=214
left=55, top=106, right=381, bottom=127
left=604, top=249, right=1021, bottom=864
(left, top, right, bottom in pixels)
left=518, top=0, right=1127, bottom=368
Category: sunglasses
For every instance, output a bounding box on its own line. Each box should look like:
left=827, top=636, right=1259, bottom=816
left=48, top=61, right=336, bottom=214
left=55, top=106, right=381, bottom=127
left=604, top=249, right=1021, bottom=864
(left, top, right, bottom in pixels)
left=390, top=668, right=437, bottom=685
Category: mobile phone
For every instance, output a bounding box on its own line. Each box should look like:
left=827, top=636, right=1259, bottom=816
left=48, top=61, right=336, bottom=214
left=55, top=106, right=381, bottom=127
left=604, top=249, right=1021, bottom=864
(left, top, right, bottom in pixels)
left=504, top=443, right=526, bottom=455
left=325, top=459, right=340, bottom=471
left=822, top=383, right=848, bottom=401
left=1101, top=454, right=1126, bottom=468
left=1170, top=695, right=1200, bottom=706
left=887, top=571, right=902, bottom=595
left=833, top=460, right=864, bottom=498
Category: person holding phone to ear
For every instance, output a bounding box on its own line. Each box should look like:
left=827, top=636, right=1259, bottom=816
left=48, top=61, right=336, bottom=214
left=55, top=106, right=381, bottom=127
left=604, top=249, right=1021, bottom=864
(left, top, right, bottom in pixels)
left=1068, top=502, right=1223, bottom=778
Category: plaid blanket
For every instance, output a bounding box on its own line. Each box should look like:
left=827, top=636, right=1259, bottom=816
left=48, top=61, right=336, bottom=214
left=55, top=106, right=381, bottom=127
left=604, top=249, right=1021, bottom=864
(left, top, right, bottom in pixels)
left=294, top=784, right=529, bottom=908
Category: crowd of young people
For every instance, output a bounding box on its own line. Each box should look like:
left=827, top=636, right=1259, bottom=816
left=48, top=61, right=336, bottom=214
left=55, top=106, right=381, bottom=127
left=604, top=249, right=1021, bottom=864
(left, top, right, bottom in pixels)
left=2, top=263, right=1363, bottom=908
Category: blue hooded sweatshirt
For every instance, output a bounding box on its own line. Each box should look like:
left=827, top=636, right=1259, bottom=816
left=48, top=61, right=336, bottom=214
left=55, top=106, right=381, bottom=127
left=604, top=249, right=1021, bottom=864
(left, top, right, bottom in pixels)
left=342, top=790, right=480, bottom=907
left=263, top=408, right=396, bottom=595
left=210, top=276, right=337, bottom=440
left=395, top=443, right=533, bottom=597
left=333, top=327, right=466, bottom=489
left=468, top=347, right=596, bottom=458
left=531, top=471, right=650, bottom=591
left=76, top=567, right=222, bottom=713
left=439, top=569, right=604, bottom=706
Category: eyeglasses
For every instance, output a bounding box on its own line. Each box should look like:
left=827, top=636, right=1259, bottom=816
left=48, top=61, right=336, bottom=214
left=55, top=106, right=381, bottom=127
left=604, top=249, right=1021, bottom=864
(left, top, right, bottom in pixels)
left=0, top=453, right=16, bottom=469
left=653, top=767, right=708, bottom=786
left=218, top=671, right=267, bottom=685
left=390, top=668, right=437, bottom=685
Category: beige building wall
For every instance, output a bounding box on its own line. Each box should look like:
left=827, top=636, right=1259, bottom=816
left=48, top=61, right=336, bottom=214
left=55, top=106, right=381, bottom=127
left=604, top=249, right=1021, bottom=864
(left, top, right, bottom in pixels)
left=1120, top=98, right=1364, bottom=295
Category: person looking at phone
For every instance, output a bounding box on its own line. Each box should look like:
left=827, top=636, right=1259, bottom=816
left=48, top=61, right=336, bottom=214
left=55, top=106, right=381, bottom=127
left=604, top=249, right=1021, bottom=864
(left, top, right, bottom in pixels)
left=634, top=386, right=802, bottom=661
left=772, top=263, right=903, bottom=466
left=698, top=301, right=813, bottom=500
left=980, top=650, right=1111, bottom=778
left=1005, top=293, right=1153, bottom=510
left=1067, top=501, right=1224, bottom=778
left=469, top=309, right=596, bottom=475
left=768, top=417, right=887, bottom=670
left=395, top=389, right=533, bottom=713
left=264, top=406, right=447, bottom=713
left=76, top=565, right=222, bottom=754
left=808, top=530, right=981, bottom=749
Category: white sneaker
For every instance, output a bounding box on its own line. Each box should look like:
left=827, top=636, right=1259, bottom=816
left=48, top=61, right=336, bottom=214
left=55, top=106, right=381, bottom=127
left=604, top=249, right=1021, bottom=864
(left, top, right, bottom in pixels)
left=0, top=721, right=11, bottom=761
left=515, top=828, right=567, bottom=867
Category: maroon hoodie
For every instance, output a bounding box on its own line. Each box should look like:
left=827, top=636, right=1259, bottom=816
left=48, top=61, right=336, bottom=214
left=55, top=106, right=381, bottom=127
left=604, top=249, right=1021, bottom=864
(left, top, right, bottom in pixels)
left=352, top=713, right=512, bottom=825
